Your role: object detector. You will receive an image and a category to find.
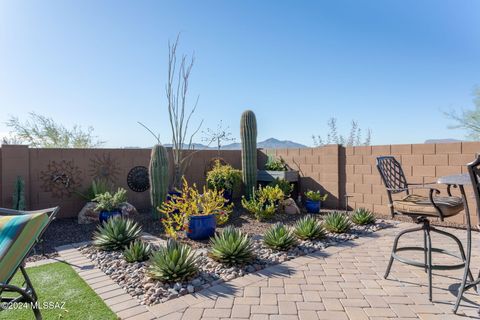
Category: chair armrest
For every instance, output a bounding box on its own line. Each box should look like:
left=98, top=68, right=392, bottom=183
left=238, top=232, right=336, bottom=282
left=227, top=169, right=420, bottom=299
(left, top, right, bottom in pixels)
left=0, top=207, right=27, bottom=215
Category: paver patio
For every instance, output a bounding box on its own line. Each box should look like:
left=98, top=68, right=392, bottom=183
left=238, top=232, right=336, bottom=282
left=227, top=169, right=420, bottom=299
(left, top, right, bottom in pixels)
left=142, top=221, right=480, bottom=320
left=51, top=221, right=480, bottom=319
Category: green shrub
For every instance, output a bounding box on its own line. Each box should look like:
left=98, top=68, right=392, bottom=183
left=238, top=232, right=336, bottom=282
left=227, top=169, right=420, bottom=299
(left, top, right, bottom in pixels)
left=265, top=156, right=287, bottom=171
left=323, top=212, right=351, bottom=234
left=257, top=185, right=284, bottom=203
left=242, top=194, right=276, bottom=221
left=269, top=178, right=293, bottom=198
left=148, top=240, right=199, bottom=282
left=263, top=223, right=297, bottom=251
left=206, top=160, right=242, bottom=192
left=83, top=179, right=113, bottom=201
left=210, top=226, right=254, bottom=266
left=351, top=208, right=376, bottom=225
left=93, top=188, right=127, bottom=212
left=294, top=216, right=325, bottom=240
left=304, top=190, right=328, bottom=202
left=93, top=217, right=142, bottom=251
left=123, top=239, right=152, bottom=263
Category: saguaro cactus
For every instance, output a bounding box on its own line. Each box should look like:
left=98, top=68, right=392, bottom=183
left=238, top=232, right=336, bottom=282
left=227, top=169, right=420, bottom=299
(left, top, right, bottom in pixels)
left=12, top=176, right=25, bottom=211
left=149, top=144, right=169, bottom=216
left=240, top=110, right=257, bottom=197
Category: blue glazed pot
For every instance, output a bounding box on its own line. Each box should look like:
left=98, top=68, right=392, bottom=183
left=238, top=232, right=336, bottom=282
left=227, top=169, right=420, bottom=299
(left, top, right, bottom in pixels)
left=99, top=210, right=122, bottom=223
left=187, top=214, right=216, bottom=240
left=305, top=199, right=321, bottom=214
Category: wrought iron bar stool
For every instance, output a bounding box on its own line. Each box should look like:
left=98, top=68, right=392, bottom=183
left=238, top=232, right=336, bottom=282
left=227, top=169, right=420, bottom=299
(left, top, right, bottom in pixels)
left=376, top=156, right=474, bottom=301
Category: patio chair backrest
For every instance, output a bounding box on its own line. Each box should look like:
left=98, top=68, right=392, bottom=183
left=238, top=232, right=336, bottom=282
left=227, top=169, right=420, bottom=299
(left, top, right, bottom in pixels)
left=376, top=156, right=408, bottom=194
left=0, top=212, right=50, bottom=283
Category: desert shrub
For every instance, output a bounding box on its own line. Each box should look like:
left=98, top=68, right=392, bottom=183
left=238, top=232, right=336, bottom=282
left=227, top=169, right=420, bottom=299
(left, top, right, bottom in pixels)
left=210, top=226, right=254, bottom=266
left=123, top=239, right=152, bottom=263
left=294, top=216, right=325, bottom=240
left=323, top=212, right=351, bottom=234
left=148, top=240, right=199, bottom=282
left=93, top=217, right=142, bottom=251
left=263, top=223, right=297, bottom=251
left=351, top=208, right=376, bottom=225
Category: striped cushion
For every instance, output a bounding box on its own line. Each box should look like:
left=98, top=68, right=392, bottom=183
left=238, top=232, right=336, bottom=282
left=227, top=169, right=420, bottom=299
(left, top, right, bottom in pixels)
left=0, top=213, right=49, bottom=283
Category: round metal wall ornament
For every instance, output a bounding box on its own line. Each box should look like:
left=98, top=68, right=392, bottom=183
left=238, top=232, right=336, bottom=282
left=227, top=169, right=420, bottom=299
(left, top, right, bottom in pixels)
left=127, top=166, right=150, bottom=192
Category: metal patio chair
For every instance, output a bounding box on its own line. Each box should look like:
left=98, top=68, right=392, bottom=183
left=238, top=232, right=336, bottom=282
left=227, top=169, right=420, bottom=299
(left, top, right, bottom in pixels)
left=0, top=207, right=59, bottom=320
left=376, top=156, right=473, bottom=301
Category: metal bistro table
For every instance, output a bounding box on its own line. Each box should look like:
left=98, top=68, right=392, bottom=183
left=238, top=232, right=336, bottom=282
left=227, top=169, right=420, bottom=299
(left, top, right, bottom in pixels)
left=437, top=173, right=480, bottom=313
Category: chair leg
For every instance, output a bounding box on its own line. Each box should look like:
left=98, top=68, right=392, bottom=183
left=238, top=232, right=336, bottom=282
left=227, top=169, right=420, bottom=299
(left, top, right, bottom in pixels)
left=384, top=224, right=424, bottom=279
left=430, top=227, right=475, bottom=286
left=423, top=228, right=428, bottom=273
left=425, top=224, right=433, bottom=301
left=0, top=283, right=41, bottom=320
left=20, top=266, right=38, bottom=301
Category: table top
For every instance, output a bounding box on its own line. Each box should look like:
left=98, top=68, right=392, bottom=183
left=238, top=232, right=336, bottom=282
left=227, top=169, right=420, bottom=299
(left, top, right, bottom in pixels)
left=437, top=173, right=471, bottom=186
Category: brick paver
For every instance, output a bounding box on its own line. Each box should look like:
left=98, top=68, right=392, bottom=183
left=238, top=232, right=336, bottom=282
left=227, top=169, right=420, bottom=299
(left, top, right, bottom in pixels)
left=150, top=222, right=480, bottom=319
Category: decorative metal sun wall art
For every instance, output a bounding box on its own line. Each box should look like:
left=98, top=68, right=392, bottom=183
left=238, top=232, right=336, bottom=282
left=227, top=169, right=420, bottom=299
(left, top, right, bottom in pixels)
left=127, top=166, right=150, bottom=192
left=40, top=160, right=83, bottom=198
left=89, top=153, right=121, bottom=183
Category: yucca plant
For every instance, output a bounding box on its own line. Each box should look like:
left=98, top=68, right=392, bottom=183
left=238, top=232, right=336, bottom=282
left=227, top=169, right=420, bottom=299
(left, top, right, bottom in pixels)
left=148, top=240, right=199, bottom=282
left=123, top=239, right=152, bottom=263
left=294, top=216, right=325, bottom=240
left=210, top=226, right=254, bottom=266
left=263, top=223, right=297, bottom=251
left=323, top=211, right=352, bottom=234
left=93, top=217, right=142, bottom=251
left=351, top=208, right=376, bottom=225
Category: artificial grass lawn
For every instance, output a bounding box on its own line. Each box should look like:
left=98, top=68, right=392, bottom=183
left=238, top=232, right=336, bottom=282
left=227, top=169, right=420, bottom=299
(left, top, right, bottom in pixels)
left=0, top=262, right=117, bottom=320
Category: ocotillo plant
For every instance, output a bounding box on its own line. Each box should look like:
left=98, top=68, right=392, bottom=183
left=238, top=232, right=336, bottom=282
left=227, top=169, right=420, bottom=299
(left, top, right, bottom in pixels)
left=149, top=144, right=169, bottom=217
left=12, top=176, right=25, bottom=211
left=240, top=110, right=257, bottom=198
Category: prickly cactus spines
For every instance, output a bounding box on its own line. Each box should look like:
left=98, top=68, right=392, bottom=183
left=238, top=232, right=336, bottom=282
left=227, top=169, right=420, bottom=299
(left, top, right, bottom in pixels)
left=240, top=110, right=257, bottom=197
left=149, top=144, right=169, bottom=216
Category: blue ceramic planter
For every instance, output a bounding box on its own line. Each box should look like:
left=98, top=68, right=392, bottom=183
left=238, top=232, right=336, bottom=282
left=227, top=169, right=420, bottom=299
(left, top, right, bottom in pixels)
left=99, top=210, right=122, bottom=223
left=305, top=199, right=321, bottom=214
left=187, top=214, right=216, bottom=240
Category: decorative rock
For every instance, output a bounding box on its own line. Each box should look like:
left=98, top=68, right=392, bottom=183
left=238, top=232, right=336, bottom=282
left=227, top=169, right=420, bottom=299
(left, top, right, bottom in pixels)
left=77, top=201, right=138, bottom=224
left=187, top=285, right=194, bottom=293
left=282, top=198, right=301, bottom=214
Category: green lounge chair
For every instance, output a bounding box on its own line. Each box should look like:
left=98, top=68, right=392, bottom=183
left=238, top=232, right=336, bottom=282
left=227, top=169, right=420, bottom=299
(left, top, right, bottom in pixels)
left=0, top=207, right=59, bottom=320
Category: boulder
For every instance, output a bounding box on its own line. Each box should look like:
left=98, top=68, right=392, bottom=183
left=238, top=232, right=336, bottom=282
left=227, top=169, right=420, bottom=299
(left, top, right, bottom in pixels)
left=78, top=201, right=138, bottom=224
left=281, top=198, right=300, bottom=214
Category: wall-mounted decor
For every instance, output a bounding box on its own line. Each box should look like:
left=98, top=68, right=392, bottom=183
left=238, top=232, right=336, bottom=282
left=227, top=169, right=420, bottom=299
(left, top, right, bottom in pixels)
left=40, top=160, right=83, bottom=198
left=127, top=166, right=150, bottom=192
left=89, top=153, right=121, bottom=183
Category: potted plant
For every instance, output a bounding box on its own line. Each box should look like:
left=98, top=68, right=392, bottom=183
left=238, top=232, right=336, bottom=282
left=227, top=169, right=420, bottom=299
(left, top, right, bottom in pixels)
left=93, top=188, right=128, bottom=223
left=304, top=190, right=328, bottom=214
left=206, top=160, right=242, bottom=203
left=160, top=177, right=233, bottom=240
left=257, top=155, right=299, bottom=183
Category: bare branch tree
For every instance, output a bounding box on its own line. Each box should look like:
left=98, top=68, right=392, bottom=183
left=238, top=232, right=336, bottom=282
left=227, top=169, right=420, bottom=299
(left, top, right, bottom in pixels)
left=445, top=86, right=480, bottom=140
left=202, top=121, right=235, bottom=154
left=166, top=34, right=203, bottom=189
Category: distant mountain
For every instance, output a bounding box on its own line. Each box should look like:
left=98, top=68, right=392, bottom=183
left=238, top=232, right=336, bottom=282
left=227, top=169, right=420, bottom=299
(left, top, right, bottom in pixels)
left=165, top=138, right=307, bottom=150
left=424, top=138, right=462, bottom=144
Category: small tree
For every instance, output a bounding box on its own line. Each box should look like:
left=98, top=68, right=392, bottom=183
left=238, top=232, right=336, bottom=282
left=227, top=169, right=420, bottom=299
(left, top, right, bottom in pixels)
left=5, top=112, right=104, bottom=148
left=312, top=118, right=371, bottom=147
left=202, top=121, right=235, bottom=153
left=445, top=86, right=480, bottom=140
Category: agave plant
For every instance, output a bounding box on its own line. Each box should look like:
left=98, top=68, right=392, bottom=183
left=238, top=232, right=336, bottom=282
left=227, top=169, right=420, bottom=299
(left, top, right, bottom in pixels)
left=148, top=240, right=199, bottom=282
left=293, top=216, right=325, bottom=240
left=210, top=226, right=254, bottom=266
left=351, top=208, right=376, bottom=225
left=123, top=239, right=152, bottom=263
left=263, top=223, right=297, bottom=251
left=93, top=217, right=142, bottom=251
left=323, top=211, right=352, bottom=234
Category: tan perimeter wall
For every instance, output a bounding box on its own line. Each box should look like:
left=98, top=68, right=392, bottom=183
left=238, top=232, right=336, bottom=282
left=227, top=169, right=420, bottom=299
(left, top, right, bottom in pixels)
left=1, top=142, right=480, bottom=226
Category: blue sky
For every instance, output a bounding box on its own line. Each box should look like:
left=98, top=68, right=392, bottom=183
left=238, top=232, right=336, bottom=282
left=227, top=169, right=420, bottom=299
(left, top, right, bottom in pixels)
left=0, top=0, right=479, bottom=147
